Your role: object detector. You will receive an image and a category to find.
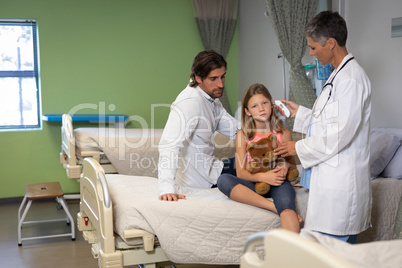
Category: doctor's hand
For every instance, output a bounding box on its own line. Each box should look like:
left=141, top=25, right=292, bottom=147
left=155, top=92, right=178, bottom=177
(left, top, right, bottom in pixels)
left=276, top=100, right=299, bottom=118
left=159, top=193, right=186, bottom=202
left=275, top=141, right=297, bottom=157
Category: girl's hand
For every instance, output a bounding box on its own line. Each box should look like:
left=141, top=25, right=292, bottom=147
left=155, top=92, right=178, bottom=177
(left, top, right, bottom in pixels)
left=263, top=167, right=286, bottom=186
left=276, top=100, right=299, bottom=118
left=275, top=161, right=289, bottom=176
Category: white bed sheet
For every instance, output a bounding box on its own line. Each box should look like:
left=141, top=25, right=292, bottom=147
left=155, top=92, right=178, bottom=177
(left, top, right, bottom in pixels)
left=358, top=177, right=402, bottom=242
left=105, top=174, right=309, bottom=265
left=301, top=230, right=402, bottom=268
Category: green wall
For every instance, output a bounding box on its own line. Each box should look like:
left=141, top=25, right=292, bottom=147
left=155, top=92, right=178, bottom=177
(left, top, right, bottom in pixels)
left=0, top=0, right=239, bottom=198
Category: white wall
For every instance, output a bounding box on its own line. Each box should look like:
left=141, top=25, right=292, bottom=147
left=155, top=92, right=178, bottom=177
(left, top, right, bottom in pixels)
left=239, top=0, right=402, bottom=128
left=344, top=0, right=402, bottom=128
left=238, top=0, right=285, bottom=106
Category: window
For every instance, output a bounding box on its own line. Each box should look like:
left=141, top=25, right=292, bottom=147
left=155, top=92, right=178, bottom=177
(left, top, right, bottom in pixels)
left=0, top=19, right=41, bottom=131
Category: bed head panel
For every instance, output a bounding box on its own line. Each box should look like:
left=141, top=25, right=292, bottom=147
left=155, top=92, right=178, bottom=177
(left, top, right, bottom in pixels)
left=61, top=114, right=76, bottom=161
left=62, top=114, right=73, bottom=139
left=60, top=114, right=83, bottom=179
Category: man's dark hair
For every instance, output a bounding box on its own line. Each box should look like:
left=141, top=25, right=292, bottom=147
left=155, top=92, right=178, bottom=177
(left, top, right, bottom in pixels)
left=305, top=11, right=348, bottom=47
left=189, top=50, right=227, bottom=87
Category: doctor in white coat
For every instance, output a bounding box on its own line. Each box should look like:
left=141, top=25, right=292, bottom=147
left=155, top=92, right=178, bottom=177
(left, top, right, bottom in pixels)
left=275, top=11, right=371, bottom=243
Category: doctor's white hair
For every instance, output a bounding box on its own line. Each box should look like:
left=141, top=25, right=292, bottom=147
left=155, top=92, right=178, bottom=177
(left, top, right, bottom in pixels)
left=305, top=11, right=348, bottom=47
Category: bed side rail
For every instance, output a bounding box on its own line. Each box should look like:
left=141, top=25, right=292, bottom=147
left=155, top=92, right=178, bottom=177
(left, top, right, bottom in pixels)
left=123, top=229, right=155, bottom=252
left=240, top=229, right=356, bottom=268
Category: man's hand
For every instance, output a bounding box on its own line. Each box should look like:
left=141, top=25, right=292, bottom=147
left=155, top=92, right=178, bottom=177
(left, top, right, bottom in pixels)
left=159, top=193, right=186, bottom=202
left=275, top=141, right=297, bottom=157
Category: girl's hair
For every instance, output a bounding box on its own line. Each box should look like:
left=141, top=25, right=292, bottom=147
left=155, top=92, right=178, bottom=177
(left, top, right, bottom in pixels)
left=241, top=83, right=284, bottom=140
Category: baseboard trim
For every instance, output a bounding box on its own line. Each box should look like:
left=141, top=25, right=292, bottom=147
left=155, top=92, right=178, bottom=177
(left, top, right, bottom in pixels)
left=0, top=192, right=80, bottom=205
left=0, top=196, right=24, bottom=205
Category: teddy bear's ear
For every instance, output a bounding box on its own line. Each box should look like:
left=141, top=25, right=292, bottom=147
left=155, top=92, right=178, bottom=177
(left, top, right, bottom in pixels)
left=269, top=134, right=277, bottom=148
left=247, top=142, right=257, bottom=152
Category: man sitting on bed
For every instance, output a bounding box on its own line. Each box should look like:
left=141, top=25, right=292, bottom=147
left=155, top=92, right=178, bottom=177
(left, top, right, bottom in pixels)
left=158, top=50, right=240, bottom=201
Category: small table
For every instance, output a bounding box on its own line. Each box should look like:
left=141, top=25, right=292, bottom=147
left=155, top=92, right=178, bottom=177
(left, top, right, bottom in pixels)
left=43, top=114, right=129, bottom=127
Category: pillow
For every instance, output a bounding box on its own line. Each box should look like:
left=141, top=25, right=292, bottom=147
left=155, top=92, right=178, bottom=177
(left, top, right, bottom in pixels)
left=369, top=128, right=400, bottom=178
left=376, top=127, right=402, bottom=140
left=380, top=145, right=402, bottom=179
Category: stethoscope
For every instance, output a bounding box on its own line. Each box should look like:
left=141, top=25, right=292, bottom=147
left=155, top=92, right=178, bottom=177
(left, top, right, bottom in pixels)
left=312, top=56, right=355, bottom=118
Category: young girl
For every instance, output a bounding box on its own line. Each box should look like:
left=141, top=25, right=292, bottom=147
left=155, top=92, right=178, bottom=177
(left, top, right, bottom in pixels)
left=217, top=83, right=301, bottom=233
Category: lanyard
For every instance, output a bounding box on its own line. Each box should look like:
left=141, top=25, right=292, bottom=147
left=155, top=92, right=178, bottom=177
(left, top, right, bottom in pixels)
left=312, top=57, right=355, bottom=118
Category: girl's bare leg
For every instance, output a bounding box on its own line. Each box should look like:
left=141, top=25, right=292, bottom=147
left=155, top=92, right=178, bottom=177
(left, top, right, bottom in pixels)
left=230, top=184, right=277, bottom=213
left=280, top=208, right=301, bottom=233
left=230, top=184, right=302, bottom=233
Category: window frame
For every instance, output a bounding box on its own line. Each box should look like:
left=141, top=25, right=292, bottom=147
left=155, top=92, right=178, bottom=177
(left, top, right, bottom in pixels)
left=0, top=19, right=42, bottom=132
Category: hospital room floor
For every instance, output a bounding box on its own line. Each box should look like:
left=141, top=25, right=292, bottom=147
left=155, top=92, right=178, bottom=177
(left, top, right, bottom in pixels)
left=0, top=199, right=239, bottom=268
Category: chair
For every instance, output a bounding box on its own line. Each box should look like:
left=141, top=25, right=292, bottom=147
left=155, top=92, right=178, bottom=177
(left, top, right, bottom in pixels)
left=17, top=182, right=75, bottom=245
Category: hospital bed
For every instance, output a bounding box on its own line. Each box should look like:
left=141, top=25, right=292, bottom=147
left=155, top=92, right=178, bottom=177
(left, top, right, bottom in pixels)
left=77, top=157, right=309, bottom=267
left=60, top=114, right=166, bottom=179
left=241, top=229, right=402, bottom=268
left=60, top=115, right=402, bottom=267
left=77, top=157, right=401, bottom=268
left=60, top=114, right=233, bottom=179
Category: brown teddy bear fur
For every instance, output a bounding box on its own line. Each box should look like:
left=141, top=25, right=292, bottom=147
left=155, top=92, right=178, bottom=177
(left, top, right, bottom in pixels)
left=246, top=134, right=299, bottom=195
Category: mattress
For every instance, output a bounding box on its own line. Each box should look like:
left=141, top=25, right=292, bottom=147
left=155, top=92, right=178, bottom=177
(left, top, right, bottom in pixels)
left=105, top=174, right=309, bottom=264
left=74, top=128, right=164, bottom=175
left=74, top=128, right=235, bottom=178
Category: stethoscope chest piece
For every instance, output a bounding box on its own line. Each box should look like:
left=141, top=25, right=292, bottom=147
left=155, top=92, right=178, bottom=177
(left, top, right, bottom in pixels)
left=313, top=109, right=321, bottom=118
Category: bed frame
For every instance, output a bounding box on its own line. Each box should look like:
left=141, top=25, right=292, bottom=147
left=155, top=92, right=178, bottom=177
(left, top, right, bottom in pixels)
left=77, top=158, right=402, bottom=268
left=241, top=230, right=356, bottom=268
left=60, top=114, right=117, bottom=179
left=78, top=157, right=171, bottom=268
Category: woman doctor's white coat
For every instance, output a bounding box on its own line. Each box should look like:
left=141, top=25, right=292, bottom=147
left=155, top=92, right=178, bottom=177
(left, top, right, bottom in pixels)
left=294, top=54, right=372, bottom=236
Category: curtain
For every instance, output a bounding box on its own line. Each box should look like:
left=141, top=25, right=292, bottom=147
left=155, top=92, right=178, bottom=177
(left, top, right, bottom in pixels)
left=192, top=0, right=239, bottom=114
left=264, top=0, right=319, bottom=128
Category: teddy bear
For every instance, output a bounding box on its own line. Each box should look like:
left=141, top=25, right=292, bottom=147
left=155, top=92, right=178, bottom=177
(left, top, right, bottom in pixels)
left=246, top=134, right=299, bottom=195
